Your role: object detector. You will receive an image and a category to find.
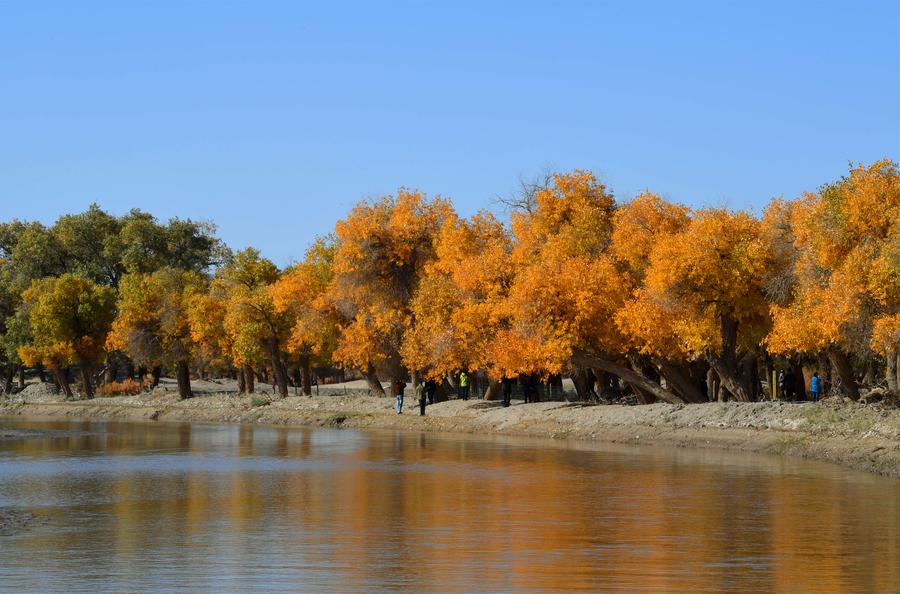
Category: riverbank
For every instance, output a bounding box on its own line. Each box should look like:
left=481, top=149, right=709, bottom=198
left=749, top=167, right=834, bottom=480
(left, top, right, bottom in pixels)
left=1, top=382, right=899, bottom=478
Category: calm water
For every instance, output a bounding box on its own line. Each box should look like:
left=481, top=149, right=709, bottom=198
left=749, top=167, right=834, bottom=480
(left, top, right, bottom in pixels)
left=0, top=418, right=897, bottom=592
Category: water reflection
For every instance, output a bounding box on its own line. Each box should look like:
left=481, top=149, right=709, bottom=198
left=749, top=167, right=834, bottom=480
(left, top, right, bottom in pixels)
left=0, top=418, right=897, bottom=592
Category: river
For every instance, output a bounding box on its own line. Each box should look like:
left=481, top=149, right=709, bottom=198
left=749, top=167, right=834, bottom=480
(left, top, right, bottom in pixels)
left=0, top=418, right=897, bottom=592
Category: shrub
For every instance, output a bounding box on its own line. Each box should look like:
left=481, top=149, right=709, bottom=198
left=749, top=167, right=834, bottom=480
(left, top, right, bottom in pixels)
left=96, top=379, right=143, bottom=397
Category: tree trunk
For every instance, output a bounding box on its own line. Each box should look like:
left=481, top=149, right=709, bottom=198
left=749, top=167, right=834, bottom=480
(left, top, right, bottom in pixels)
left=265, top=337, right=289, bottom=398
left=706, top=352, right=751, bottom=401
left=53, top=367, right=73, bottom=399
left=886, top=351, right=898, bottom=397
left=657, top=360, right=707, bottom=403
left=571, top=351, right=685, bottom=404
left=571, top=367, right=594, bottom=401
left=626, top=381, right=655, bottom=404
left=124, top=360, right=135, bottom=381
left=364, top=363, right=385, bottom=396
left=706, top=367, right=720, bottom=402
left=300, top=355, right=312, bottom=396
left=104, top=359, right=118, bottom=385
left=243, top=365, right=255, bottom=394
left=176, top=361, right=192, bottom=399
left=828, top=347, right=859, bottom=400
left=36, top=364, right=46, bottom=383
left=79, top=365, right=94, bottom=399
left=150, top=366, right=162, bottom=389
left=2, top=366, right=13, bottom=394
left=237, top=367, right=246, bottom=394
left=483, top=377, right=501, bottom=401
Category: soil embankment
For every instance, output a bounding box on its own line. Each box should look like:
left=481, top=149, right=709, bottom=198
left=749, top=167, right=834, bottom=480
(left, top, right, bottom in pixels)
left=1, top=378, right=898, bottom=478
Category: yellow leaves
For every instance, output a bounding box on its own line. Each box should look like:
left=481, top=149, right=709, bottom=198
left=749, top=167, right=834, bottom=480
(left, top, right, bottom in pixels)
left=611, top=192, right=690, bottom=279
left=872, top=314, right=900, bottom=355
left=767, top=160, right=900, bottom=357
left=271, top=237, right=339, bottom=363
left=512, top=170, right=615, bottom=261
left=18, top=274, right=116, bottom=369
left=329, top=189, right=454, bottom=374
left=110, top=268, right=205, bottom=366
left=636, top=208, right=770, bottom=357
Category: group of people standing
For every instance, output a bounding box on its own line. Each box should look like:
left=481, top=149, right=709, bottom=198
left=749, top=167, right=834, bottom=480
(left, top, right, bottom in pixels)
left=777, top=368, right=823, bottom=401
left=397, top=372, right=472, bottom=416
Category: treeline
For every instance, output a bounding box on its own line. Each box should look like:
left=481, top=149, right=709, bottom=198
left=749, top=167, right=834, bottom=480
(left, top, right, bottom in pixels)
left=1, top=159, right=898, bottom=404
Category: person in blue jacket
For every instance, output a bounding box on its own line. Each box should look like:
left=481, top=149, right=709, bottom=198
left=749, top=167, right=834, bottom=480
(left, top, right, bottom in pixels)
left=810, top=372, right=822, bottom=402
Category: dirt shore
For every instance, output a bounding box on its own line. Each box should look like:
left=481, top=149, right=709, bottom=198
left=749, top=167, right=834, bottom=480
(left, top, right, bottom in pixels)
left=1, top=380, right=899, bottom=478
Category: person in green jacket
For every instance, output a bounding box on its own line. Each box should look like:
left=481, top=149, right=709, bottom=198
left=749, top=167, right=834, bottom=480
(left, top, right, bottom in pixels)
left=416, top=382, right=427, bottom=416
left=459, top=371, right=470, bottom=400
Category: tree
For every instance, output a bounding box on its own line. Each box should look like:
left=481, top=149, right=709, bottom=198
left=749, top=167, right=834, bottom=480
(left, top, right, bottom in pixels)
left=217, top=248, right=291, bottom=397
left=327, top=189, right=454, bottom=395
left=491, top=171, right=684, bottom=403
left=17, top=274, right=116, bottom=398
left=108, top=268, right=206, bottom=398
left=610, top=193, right=709, bottom=403
left=271, top=237, right=339, bottom=395
left=638, top=209, right=771, bottom=401
left=402, top=211, right=513, bottom=382
left=767, top=160, right=900, bottom=399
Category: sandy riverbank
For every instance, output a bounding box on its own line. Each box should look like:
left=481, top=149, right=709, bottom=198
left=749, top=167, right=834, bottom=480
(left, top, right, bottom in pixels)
left=1, top=379, right=899, bottom=478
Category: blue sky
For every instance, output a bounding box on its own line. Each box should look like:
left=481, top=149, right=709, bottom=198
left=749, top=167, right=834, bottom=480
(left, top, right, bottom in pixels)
left=1, top=1, right=898, bottom=266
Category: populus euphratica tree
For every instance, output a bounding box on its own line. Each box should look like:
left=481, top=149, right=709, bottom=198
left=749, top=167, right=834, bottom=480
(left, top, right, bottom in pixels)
left=17, top=274, right=116, bottom=398
left=108, top=268, right=206, bottom=398
left=327, top=189, right=453, bottom=395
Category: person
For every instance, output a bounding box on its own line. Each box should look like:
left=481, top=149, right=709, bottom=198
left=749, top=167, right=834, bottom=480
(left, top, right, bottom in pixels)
left=416, top=382, right=427, bottom=416
left=425, top=379, right=437, bottom=405
left=394, top=381, right=406, bottom=414
left=501, top=377, right=512, bottom=407
left=459, top=371, right=469, bottom=400
left=521, top=374, right=532, bottom=404
left=810, top=372, right=821, bottom=402
left=783, top=366, right=796, bottom=400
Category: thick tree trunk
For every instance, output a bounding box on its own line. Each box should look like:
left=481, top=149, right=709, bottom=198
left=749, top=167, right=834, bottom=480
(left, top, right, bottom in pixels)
left=2, top=366, right=13, bottom=394
left=657, top=359, right=707, bottom=403
left=150, top=366, right=162, bottom=389
left=571, top=367, right=594, bottom=401
left=886, top=351, right=899, bottom=397
left=483, top=377, right=501, bottom=401
left=176, top=361, right=192, bottom=399
left=571, top=351, right=685, bottom=404
left=626, top=381, right=655, bottom=404
left=828, top=347, right=859, bottom=400
left=300, top=355, right=312, bottom=396
left=237, top=367, right=246, bottom=394
left=36, top=364, right=46, bottom=383
left=79, top=365, right=94, bottom=399
left=17, top=365, right=25, bottom=389
left=265, top=337, right=289, bottom=398
left=364, top=363, right=385, bottom=396
left=243, top=365, right=255, bottom=394
left=53, top=367, right=73, bottom=398
left=706, top=353, right=751, bottom=401
left=104, top=360, right=118, bottom=385
left=124, top=360, right=135, bottom=381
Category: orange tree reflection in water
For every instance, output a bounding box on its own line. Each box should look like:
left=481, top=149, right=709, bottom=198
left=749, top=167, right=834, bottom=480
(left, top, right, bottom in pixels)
left=0, top=419, right=897, bottom=592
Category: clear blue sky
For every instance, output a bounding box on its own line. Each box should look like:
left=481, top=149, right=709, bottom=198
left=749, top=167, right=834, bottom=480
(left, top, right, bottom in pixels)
left=2, top=1, right=898, bottom=266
